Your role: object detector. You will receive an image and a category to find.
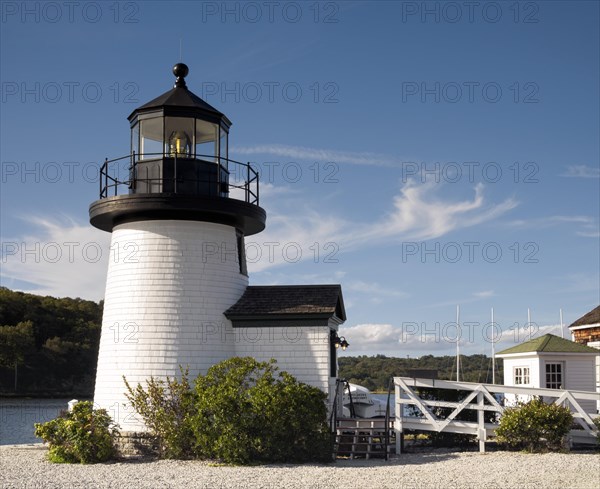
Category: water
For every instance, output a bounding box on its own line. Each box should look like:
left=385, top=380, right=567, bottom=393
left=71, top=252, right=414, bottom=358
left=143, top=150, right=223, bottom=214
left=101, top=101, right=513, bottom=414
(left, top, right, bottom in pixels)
left=0, top=398, right=73, bottom=445
left=371, top=393, right=396, bottom=414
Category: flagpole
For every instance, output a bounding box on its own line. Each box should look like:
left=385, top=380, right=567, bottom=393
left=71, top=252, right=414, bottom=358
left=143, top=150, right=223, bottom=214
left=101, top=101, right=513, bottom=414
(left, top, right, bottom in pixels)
left=527, top=308, right=532, bottom=341
left=560, top=308, right=564, bottom=339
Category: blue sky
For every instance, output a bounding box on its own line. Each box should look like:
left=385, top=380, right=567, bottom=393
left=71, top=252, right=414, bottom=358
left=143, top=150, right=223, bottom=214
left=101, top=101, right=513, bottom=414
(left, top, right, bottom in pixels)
left=1, top=1, right=598, bottom=358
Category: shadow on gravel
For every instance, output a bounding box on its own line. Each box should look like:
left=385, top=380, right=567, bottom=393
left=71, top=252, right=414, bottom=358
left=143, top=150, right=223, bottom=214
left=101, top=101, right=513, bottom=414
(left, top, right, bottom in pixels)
left=334, top=451, right=462, bottom=467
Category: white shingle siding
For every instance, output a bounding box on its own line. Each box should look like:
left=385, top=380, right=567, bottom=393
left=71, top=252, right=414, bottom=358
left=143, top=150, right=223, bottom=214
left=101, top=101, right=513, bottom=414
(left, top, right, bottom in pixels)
left=94, top=220, right=247, bottom=431
left=501, top=354, right=598, bottom=413
left=94, top=219, right=338, bottom=431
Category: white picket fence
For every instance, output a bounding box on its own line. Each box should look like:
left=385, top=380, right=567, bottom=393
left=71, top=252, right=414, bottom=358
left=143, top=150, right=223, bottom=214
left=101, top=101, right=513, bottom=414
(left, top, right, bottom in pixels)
left=394, top=377, right=600, bottom=453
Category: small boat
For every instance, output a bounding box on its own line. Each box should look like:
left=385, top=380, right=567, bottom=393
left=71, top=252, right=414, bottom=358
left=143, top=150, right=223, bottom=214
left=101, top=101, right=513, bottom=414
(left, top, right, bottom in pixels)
left=341, top=383, right=387, bottom=418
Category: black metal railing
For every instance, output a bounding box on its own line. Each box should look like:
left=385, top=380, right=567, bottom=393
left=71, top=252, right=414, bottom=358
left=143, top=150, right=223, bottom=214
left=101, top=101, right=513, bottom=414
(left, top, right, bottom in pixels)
left=98, top=152, right=260, bottom=206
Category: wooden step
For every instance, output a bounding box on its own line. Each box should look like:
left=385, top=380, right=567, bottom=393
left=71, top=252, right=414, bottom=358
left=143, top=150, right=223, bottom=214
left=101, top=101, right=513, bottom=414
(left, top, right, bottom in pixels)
left=334, top=417, right=396, bottom=459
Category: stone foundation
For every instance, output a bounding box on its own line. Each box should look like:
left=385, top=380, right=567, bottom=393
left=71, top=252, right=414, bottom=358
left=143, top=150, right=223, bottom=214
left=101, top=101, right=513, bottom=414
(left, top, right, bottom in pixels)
left=115, top=431, right=160, bottom=459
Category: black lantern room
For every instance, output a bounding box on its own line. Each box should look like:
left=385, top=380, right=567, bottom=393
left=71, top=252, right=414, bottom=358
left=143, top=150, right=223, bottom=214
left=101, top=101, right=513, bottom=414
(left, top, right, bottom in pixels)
left=90, top=63, right=266, bottom=236
left=128, top=63, right=231, bottom=195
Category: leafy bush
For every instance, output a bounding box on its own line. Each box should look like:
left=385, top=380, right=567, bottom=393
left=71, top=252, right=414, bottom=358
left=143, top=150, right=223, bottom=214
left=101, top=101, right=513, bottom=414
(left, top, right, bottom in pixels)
left=192, top=357, right=331, bottom=464
left=123, top=367, right=195, bottom=459
left=495, top=398, right=573, bottom=452
left=34, top=401, right=118, bottom=463
left=125, top=357, right=332, bottom=464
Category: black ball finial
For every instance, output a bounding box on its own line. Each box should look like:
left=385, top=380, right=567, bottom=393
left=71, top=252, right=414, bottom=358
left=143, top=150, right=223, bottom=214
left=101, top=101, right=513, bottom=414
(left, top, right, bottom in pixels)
left=173, top=63, right=189, bottom=88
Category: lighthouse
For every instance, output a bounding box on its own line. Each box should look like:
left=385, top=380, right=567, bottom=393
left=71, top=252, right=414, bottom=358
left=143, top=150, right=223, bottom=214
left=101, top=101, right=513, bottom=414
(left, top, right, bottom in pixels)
left=91, top=64, right=345, bottom=433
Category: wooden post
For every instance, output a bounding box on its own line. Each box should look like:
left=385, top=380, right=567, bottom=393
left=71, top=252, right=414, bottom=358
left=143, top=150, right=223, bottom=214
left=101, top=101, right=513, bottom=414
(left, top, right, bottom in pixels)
left=477, top=390, right=486, bottom=453
left=395, top=382, right=402, bottom=455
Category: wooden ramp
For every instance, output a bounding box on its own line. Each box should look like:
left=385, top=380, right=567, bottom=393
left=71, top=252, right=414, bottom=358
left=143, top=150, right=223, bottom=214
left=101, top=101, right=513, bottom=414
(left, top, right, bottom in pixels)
left=394, top=377, right=600, bottom=453
left=334, top=417, right=396, bottom=459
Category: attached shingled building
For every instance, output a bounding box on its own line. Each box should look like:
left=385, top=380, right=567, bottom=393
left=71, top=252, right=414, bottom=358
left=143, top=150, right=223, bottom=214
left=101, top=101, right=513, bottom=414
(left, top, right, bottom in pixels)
left=225, top=285, right=346, bottom=404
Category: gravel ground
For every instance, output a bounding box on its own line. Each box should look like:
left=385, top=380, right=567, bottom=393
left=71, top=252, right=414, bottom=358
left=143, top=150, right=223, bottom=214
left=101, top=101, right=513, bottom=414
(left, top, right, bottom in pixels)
left=1, top=444, right=599, bottom=489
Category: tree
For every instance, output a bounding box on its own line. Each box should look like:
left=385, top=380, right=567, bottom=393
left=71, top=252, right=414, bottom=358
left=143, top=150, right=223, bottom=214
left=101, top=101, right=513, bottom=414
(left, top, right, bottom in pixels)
left=0, top=287, right=103, bottom=396
left=0, top=321, right=35, bottom=390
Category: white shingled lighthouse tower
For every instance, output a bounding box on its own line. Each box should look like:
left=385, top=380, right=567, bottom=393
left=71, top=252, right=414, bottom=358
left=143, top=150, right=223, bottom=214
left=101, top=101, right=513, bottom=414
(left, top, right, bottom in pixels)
left=90, top=63, right=265, bottom=430
left=90, top=64, right=346, bottom=432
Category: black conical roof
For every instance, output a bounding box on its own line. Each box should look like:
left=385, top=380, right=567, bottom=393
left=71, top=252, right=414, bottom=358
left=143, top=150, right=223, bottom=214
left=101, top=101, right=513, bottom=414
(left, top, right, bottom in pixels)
left=127, top=63, right=231, bottom=127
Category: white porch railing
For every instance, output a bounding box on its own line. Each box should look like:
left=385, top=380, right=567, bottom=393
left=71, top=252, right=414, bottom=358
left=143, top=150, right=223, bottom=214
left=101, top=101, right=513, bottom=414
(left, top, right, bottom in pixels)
left=394, top=377, right=600, bottom=453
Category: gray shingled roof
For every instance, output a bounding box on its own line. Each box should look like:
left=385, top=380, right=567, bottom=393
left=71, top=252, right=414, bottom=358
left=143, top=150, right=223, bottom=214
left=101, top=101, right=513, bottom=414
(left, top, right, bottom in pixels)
left=569, top=305, right=600, bottom=327
left=497, top=333, right=599, bottom=355
left=224, top=285, right=346, bottom=327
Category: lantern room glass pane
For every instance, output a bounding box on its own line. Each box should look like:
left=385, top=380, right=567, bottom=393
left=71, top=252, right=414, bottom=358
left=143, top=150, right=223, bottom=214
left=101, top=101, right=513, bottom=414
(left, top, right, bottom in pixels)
left=131, top=122, right=140, bottom=156
left=140, top=117, right=163, bottom=160
left=219, top=129, right=228, bottom=162
left=195, top=119, right=218, bottom=162
left=165, top=117, right=194, bottom=157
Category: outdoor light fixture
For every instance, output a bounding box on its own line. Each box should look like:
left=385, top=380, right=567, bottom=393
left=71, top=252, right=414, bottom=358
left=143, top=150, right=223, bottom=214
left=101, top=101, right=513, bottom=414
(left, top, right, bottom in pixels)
left=331, top=331, right=350, bottom=351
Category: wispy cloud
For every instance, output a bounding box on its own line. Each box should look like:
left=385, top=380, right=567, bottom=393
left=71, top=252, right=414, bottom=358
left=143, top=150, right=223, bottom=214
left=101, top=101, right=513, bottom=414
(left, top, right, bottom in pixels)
left=2, top=171, right=517, bottom=299
left=1, top=217, right=110, bottom=300
left=248, top=179, right=517, bottom=273
left=352, top=181, right=517, bottom=244
left=232, top=143, right=402, bottom=167
left=506, top=215, right=593, bottom=227
left=473, top=290, right=495, bottom=298
left=576, top=229, right=600, bottom=238
left=505, top=215, right=598, bottom=238
left=560, top=165, right=600, bottom=179
left=345, top=281, right=408, bottom=304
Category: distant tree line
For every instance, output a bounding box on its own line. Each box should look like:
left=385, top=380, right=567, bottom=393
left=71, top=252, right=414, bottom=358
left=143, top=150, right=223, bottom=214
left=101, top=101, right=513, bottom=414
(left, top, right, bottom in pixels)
left=0, top=287, right=102, bottom=396
left=339, top=353, right=503, bottom=391
left=0, top=287, right=503, bottom=397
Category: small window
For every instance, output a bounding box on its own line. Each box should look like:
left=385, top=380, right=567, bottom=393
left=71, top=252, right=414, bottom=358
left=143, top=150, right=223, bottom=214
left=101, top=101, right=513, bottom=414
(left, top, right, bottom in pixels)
left=236, top=230, right=247, bottom=276
left=514, top=366, right=530, bottom=385
left=545, top=362, right=563, bottom=389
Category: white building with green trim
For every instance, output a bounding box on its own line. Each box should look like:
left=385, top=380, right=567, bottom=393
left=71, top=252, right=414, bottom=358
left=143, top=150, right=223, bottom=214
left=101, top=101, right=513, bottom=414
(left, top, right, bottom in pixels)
left=496, top=333, right=599, bottom=413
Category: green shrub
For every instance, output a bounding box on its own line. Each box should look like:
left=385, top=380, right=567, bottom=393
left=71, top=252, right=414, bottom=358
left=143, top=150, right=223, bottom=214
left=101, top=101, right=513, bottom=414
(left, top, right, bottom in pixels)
left=495, top=398, right=573, bottom=452
left=34, top=401, right=118, bottom=463
left=192, top=357, right=332, bottom=464
left=123, top=367, right=195, bottom=459
left=124, top=358, right=332, bottom=464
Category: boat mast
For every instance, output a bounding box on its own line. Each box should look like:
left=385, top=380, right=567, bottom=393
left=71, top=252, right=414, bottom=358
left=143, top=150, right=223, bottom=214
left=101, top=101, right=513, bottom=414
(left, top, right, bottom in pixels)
left=491, top=307, right=496, bottom=384
left=456, top=305, right=460, bottom=382
left=560, top=308, right=564, bottom=339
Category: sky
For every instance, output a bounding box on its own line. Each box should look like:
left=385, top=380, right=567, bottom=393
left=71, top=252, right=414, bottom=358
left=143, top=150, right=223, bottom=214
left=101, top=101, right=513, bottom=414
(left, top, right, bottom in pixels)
left=1, top=1, right=599, bottom=359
